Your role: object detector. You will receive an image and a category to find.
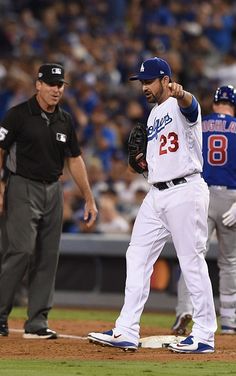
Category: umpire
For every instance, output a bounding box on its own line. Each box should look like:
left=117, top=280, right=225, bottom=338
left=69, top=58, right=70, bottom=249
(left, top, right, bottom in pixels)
left=0, top=63, right=97, bottom=339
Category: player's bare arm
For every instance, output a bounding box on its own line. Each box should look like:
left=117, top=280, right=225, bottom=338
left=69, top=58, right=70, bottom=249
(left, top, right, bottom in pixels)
left=66, top=155, right=98, bottom=227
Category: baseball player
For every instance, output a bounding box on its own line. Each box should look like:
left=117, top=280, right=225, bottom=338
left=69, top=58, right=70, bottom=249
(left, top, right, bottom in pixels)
left=172, top=85, right=236, bottom=336
left=88, top=57, right=217, bottom=353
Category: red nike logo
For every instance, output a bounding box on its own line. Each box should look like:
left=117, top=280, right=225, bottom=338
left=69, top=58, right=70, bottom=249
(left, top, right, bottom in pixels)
left=114, top=334, right=122, bottom=338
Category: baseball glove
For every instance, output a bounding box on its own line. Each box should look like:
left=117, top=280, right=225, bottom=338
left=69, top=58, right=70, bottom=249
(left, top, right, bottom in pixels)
left=128, top=123, right=148, bottom=174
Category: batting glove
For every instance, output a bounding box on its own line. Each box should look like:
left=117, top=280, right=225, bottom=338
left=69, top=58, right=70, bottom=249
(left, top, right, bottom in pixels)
left=222, top=203, right=236, bottom=227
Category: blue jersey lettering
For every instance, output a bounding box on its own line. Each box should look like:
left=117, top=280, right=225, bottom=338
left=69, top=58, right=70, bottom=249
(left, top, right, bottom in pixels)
left=147, top=113, right=172, bottom=141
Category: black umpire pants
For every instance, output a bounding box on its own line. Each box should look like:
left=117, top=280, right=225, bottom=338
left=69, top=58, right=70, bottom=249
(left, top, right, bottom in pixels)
left=0, top=174, right=63, bottom=332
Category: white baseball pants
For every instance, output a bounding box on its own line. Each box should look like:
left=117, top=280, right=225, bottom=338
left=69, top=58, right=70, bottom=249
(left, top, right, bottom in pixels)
left=115, top=174, right=217, bottom=346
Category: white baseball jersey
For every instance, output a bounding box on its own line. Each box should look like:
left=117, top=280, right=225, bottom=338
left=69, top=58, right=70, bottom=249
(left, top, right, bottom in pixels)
left=146, top=97, right=203, bottom=183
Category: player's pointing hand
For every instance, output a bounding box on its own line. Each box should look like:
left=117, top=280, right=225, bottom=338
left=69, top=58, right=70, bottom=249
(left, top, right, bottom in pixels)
left=168, top=82, right=193, bottom=107
left=168, top=82, right=185, bottom=99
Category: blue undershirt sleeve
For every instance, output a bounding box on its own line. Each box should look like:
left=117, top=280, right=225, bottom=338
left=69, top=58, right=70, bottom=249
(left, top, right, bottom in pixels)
left=180, top=96, right=198, bottom=123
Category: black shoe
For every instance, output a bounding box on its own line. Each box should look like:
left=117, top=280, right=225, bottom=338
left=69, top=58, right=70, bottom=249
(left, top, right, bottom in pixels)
left=171, top=313, right=192, bottom=335
left=0, top=322, right=9, bottom=337
left=23, top=328, right=58, bottom=339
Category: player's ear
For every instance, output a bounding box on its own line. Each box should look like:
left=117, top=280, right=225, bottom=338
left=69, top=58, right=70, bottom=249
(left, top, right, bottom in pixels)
left=161, top=75, right=170, bottom=88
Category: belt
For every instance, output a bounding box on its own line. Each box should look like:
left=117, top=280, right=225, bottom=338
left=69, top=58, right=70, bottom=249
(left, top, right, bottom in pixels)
left=153, top=177, right=187, bottom=190
left=10, top=173, right=56, bottom=184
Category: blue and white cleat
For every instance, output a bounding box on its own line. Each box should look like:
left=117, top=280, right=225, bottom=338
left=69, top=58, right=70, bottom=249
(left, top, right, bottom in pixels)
left=87, top=329, right=138, bottom=351
left=168, top=335, right=214, bottom=353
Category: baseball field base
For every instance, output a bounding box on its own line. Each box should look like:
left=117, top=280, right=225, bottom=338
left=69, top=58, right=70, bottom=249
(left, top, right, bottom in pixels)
left=139, top=335, right=185, bottom=348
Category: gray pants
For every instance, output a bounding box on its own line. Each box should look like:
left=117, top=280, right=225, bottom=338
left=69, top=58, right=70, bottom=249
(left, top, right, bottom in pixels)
left=176, top=186, right=236, bottom=328
left=0, top=174, right=63, bottom=332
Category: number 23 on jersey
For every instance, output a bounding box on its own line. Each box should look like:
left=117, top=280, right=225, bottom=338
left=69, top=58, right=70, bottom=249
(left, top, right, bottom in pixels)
left=159, top=132, right=179, bottom=155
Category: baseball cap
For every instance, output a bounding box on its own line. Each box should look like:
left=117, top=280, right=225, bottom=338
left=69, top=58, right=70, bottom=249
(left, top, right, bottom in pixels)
left=129, top=57, right=172, bottom=81
left=37, top=63, right=68, bottom=84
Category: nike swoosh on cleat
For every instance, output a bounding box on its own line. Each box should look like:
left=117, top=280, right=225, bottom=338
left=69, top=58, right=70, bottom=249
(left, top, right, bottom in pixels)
left=114, top=334, right=122, bottom=338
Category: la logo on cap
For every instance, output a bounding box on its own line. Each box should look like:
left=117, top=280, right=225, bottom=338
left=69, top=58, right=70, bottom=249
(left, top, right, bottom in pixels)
left=140, top=63, right=144, bottom=72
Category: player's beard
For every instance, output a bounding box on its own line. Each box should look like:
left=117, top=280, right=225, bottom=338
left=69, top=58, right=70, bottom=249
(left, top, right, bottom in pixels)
left=147, top=82, right=164, bottom=104
left=145, top=90, right=157, bottom=103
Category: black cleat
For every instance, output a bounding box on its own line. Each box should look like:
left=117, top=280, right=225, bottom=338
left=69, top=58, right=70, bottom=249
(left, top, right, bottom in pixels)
left=0, top=322, right=9, bottom=337
left=171, top=313, right=192, bottom=335
left=23, top=328, right=58, bottom=339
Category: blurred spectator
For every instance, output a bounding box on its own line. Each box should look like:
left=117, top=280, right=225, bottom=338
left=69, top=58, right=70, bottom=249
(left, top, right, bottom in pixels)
left=0, top=0, right=236, bottom=232
left=82, top=105, right=120, bottom=172
left=86, top=157, right=109, bottom=200
left=97, top=196, right=130, bottom=234
left=112, top=168, right=150, bottom=213
left=128, top=186, right=149, bottom=226
left=61, top=167, right=84, bottom=233
left=199, top=0, right=234, bottom=54
left=205, top=51, right=236, bottom=88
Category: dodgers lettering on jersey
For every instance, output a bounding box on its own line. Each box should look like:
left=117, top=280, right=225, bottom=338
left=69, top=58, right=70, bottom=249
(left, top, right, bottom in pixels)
left=146, top=97, right=203, bottom=183
left=202, top=113, right=236, bottom=188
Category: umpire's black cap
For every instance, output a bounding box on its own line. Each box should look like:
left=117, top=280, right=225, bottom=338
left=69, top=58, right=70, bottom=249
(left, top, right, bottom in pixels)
left=37, top=63, right=68, bottom=84
left=129, top=57, right=172, bottom=81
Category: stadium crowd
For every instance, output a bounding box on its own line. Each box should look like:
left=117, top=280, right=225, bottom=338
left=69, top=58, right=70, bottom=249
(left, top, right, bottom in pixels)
left=0, top=0, right=236, bottom=234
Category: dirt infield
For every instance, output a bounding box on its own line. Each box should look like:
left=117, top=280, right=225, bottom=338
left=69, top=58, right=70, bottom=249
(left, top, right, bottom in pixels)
left=0, top=318, right=235, bottom=362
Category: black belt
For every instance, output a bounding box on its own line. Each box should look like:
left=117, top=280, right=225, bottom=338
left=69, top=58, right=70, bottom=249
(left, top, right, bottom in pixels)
left=153, top=177, right=187, bottom=190
left=10, top=173, right=57, bottom=184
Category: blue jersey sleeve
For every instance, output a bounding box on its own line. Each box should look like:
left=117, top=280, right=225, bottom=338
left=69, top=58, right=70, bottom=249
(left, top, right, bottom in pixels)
left=180, top=96, right=198, bottom=123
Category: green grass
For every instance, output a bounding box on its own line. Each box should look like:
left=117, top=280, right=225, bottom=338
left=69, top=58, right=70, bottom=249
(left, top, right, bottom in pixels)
left=0, top=360, right=235, bottom=376
left=5, top=307, right=236, bottom=376
left=10, top=307, right=175, bottom=328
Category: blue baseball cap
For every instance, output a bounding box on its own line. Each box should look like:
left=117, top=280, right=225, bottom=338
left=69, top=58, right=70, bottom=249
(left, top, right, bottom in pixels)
left=129, top=57, right=172, bottom=81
